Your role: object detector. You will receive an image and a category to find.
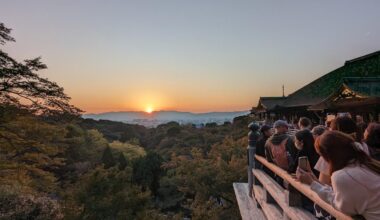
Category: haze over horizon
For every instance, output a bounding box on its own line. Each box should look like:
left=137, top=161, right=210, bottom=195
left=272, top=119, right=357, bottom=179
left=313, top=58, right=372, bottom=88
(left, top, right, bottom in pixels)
left=1, top=0, right=380, bottom=113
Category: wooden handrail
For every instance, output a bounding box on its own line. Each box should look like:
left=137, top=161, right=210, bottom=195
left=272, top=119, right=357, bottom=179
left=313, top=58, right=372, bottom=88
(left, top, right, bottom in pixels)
left=254, top=155, right=353, bottom=220
left=253, top=168, right=316, bottom=220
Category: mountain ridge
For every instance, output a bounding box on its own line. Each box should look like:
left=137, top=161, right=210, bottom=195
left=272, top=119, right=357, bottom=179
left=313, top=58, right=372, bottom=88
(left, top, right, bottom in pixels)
left=83, top=110, right=249, bottom=127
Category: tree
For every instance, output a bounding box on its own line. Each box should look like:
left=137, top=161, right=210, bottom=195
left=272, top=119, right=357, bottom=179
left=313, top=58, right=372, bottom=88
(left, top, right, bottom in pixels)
left=132, top=152, right=163, bottom=197
left=167, top=126, right=181, bottom=137
left=71, top=167, right=152, bottom=220
left=0, top=185, right=63, bottom=220
left=0, top=23, right=81, bottom=116
left=101, top=146, right=115, bottom=169
left=118, top=152, right=128, bottom=170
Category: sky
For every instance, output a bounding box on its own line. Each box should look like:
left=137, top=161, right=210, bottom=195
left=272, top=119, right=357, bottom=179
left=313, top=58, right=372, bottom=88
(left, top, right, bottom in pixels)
left=1, top=0, right=380, bottom=113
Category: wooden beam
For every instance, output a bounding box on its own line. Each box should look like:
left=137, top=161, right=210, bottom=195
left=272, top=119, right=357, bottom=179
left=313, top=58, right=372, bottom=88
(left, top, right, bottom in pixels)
left=286, top=184, right=303, bottom=207
left=253, top=185, right=283, bottom=220
left=253, top=169, right=316, bottom=220
left=233, top=182, right=265, bottom=220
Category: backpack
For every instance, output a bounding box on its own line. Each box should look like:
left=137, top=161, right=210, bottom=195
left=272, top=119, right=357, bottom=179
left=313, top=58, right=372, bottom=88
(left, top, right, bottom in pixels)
left=268, top=138, right=289, bottom=170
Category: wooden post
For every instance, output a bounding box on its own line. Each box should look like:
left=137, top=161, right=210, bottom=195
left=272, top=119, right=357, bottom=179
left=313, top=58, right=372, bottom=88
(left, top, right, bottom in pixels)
left=248, top=122, right=260, bottom=197
left=286, top=183, right=303, bottom=207
left=247, top=144, right=255, bottom=197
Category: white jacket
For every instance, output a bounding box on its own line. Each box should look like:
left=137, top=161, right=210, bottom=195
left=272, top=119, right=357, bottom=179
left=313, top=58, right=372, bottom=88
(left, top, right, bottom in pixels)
left=311, top=164, right=380, bottom=220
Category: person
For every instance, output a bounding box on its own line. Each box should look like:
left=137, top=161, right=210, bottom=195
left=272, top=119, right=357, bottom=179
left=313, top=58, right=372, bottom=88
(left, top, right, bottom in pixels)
left=256, top=125, right=274, bottom=176
left=297, top=131, right=380, bottom=220
left=364, top=123, right=380, bottom=161
left=265, top=120, right=296, bottom=171
left=311, top=125, right=327, bottom=140
left=298, top=117, right=312, bottom=130
left=291, top=118, right=299, bottom=130
left=291, top=130, right=319, bottom=175
left=330, top=116, right=364, bottom=144
left=309, top=126, right=331, bottom=220
left=256, top=125, right=272, bottom=157
left=314, top=116, right=369, bottom=185
left=325, top=115, right=335, bottom=131
left=356, top=115, right=367, bottom=136
left=311, top=125, right=330, bottom=185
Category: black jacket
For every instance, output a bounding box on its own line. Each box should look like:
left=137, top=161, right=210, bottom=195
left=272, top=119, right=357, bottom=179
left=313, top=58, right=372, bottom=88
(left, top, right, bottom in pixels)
left=256, top=136, right=268, bottom=157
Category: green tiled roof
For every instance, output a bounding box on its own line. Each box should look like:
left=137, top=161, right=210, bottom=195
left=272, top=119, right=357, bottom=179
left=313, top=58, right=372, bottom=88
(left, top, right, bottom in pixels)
left=282, top=51, right=380, bottom=107
left=343, top=77, right=380, bottom=97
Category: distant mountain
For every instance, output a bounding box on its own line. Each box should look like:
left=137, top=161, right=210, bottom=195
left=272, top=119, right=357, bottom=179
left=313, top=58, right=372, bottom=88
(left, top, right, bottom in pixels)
left=83, top=110, right=249, bottom=127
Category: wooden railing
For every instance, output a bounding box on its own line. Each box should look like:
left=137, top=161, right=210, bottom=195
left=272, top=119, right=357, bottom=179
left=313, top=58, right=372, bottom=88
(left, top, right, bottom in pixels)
left=251, top=155, right=353, bottom=220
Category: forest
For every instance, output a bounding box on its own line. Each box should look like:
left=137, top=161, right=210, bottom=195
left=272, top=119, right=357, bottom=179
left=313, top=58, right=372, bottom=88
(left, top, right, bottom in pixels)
left=0, top=22, right=249, bottom=219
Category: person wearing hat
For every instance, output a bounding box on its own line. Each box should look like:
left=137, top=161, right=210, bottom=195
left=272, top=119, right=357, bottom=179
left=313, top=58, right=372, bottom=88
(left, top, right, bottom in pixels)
left=264, top=120, right=297, bottom=172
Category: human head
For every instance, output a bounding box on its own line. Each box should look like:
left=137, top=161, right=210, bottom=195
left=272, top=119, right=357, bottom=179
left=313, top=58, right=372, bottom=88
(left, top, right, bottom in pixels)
left=311, top=125, right=327, bottom=140
left=248, top=122, right=260, bottom=132
left=273, top=120, right=288, bottom=134
left=356, top=115, right=364, bottom=123
left=364, top=123, right=380, bottom=149
left=330, top=116, right=362, bottom=142
left=292, top=118, right=299, bottom=129
left=315, top=131, right=380, bottom=175
left=295, top=129, right=314, bottom=151
left=260, top=125, right=273, bottom=138
left=298, top=117, right=312, bottom=130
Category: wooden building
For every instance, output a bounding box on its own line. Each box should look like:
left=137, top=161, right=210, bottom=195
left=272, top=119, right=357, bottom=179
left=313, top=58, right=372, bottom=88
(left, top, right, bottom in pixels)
left=252, top=51, right=380, bottom=123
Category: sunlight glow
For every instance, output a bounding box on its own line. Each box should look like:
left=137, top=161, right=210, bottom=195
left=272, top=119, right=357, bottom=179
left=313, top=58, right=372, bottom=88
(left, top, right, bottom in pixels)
left=145, top=106, right=154, bottom=113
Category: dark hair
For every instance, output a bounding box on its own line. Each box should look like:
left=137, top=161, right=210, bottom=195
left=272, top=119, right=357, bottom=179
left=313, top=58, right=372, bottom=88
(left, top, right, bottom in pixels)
left=330, top=116, right=362, bottom=142
left=315, top=131, right=380, bottom=175
left=299, top=117, right=312, bottom=129
left=295, top=129, right=315, bottom=150
left=260, top=125, right=272, bottom=133
left=312, top=125, right=327, bottom=137
left=365, top=123, right=380, bottom=150
left=295, top=130, right=319, bottom=168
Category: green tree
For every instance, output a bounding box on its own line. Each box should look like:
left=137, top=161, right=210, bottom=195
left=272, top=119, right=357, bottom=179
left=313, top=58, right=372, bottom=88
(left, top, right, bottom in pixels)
left=167, top=126, right=181, bottom=137
left=101, top=146, right=115, bottom=169
left=118, top=152, right=128, bottom=170
left=132, top=152, right=163, bottom=197
left=70, top=167, right=152, bottom=220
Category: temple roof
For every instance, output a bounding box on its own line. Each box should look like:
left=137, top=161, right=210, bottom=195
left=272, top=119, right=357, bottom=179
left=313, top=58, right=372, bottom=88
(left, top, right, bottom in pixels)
left=342, top=77, right=380, bottom=97
left=279, top=50, right=380, bottom=108
left=308, top=77, right=380, bottom=111
left=256, top=97, right=286, bottom=112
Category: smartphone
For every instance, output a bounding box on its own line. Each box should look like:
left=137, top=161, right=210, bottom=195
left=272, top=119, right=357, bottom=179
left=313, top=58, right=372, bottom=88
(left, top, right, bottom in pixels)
left=298, top=156, right=309, bottom=171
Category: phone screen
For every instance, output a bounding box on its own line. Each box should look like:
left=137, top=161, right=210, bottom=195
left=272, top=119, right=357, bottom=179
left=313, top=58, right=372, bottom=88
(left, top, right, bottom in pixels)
left=298, top=156, right=309, bottom=171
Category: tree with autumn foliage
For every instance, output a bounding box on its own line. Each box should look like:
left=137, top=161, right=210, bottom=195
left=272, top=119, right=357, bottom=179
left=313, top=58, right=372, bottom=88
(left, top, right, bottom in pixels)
left=0, top=23, right=81, bottom=116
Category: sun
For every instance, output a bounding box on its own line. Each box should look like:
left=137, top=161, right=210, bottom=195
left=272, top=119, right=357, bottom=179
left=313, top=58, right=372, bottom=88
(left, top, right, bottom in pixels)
left=145, top=106, right=154, bottom=114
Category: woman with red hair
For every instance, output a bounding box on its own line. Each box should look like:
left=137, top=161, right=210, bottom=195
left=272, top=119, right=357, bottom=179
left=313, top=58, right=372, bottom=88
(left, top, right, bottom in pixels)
left=297, top=131, right=380, bottom=219
left=314, top=116, right=369, bottom=185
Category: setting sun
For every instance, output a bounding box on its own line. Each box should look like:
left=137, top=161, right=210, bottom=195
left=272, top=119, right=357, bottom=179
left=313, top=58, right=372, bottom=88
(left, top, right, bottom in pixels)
left=145, top=106, right=154, bottom=113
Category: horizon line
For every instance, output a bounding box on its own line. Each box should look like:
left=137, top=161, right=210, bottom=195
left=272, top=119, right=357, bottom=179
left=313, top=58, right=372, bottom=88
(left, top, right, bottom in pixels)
left=83, top=109, right=251, bottom=115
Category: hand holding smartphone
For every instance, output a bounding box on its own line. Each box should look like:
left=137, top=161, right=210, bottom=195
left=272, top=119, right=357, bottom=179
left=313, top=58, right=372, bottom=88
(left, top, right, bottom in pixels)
left=298, top=156, right=309, bottom=171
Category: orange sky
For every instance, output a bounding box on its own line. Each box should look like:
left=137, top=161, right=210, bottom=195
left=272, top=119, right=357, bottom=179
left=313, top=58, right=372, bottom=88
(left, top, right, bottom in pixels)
left=2, top=1, right=380, bottom=113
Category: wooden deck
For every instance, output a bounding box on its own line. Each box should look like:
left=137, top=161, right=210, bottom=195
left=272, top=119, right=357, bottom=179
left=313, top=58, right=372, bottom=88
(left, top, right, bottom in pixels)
left=234, top=154, right=354, bottom=220
left=233, top=182, right=265, bottom=220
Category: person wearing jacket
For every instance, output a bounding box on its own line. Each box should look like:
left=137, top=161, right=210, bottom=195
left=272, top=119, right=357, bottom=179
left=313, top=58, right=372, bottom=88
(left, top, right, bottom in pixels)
left=265, top=120, right=296, bottom=172
left=256, top=125, right=272, bottom=157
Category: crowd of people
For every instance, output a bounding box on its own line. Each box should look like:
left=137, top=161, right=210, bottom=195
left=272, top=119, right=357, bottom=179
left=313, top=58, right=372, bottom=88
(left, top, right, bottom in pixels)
left=254, top=115, right=380, bottom=220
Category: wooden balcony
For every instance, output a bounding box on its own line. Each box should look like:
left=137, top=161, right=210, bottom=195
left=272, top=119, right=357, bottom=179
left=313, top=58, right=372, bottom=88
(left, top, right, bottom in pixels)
left=234, top=154, right=354, bottom=220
